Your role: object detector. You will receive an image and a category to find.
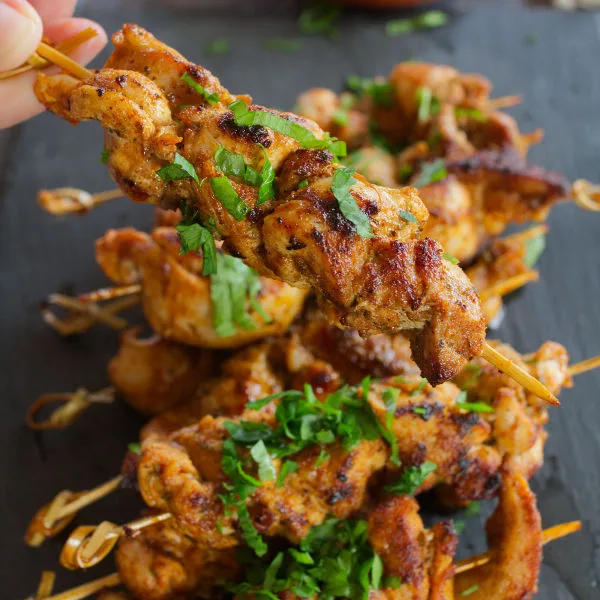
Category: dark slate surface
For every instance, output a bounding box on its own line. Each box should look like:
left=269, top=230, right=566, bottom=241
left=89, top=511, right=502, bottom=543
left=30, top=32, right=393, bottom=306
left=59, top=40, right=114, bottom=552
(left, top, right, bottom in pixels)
left=1, top=3, right=599, bottom=599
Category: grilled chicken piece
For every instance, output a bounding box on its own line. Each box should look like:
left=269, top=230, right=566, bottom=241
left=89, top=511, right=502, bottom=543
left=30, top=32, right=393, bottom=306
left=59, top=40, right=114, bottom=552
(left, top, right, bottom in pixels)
left=454, top=469, right=542, bottom=600
left=115, top=516, right=239, bottom=600
left=108, top=326, right=213, bottom=415
left=35, top=24, right=486, bottom=385
left=96, top=227, right=308, bottom=349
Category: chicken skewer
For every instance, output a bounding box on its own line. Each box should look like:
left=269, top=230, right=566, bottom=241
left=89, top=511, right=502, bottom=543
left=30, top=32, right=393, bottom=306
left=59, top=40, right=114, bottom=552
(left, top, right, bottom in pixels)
left=32, top=26, right=557, bottom=403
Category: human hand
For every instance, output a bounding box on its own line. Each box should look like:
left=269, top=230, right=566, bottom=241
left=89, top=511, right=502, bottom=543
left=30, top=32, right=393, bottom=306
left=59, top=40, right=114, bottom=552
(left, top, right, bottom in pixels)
left=0, top=0, right=106, bottom=129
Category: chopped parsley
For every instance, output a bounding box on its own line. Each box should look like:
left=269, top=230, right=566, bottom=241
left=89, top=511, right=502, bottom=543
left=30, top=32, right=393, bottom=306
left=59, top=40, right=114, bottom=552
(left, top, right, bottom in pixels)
left=411, top=159, right=448, bottom=188
left=385, top=10, right=448, bottom=37
left=229, top=99, right=346, bottom=157
left=298, top=3, right=342, bottom=37
left=524, top=234, right=546, bottom=268
left=398, top=210, right=418, bottom=223
left=330, top=167, right=374, bottom=238
left=276, top=460, right=298, bottom=488
left=398, top=164, right=414, bottom=183
left=100, top=149, right=110, bottom=164
left=261, top=38, right=301, bottom=52
left=333, top=108, right=349, bottom=127
left=461, top=363, right=484, bottom=389
left=464, top=501, right=481, bottom=516
left=461, top=584, right=480, bottom=596
left=127, top=442, right=141, bottom=454
left=410, top=378, right=428, bottom=397
left=210, top=176, right=249, bottom=221
left=228, top=518, right=387, bottom=599
left=181, top=72, right=219, bottom=105
left=455, top=106, right=487, bottom=122
left=156, top=152, right=200, bottom=184
left=250, top=440, right=276, bottom=482
left=297, top=179, right=309, bottom=190
left=454, top=519, right=466, bottom=535
left=416, top=87, right=440, bottom=123
left=345, top=75, right=394, bottom=107
left=385, top=461, right=437, bottom=496
left=205, top=38, right=231, bottom=55
left=412, top=407, right=427, bottom=415
left=442, top=252, right=459, bottom=265
left=175, top=223, right=217, bottom=273
left=257, top=146, right=276, bottom=204
left=455, top=388, right=494, bottom=414
left=209, top=253, right=271, bottom=337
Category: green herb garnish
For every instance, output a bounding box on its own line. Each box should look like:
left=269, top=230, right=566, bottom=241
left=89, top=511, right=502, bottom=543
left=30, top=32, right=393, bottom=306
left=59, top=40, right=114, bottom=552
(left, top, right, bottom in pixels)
left=297, top=179, right=309, bottom=190
left=262, top=38, right=301, bottom=52
left=398, top=210, right=418, bottom=223
left=442, top=252, right=459, bottom=265
left=205, top=38, right=231, bottom=55
left=127, top=442, right=141, bottom=454
left=277, top=460, right=299, bottom=488
left=524, top=234, right=546, bottom=268
left=100, top=149, right=109, bottom=164
left=333, top=108, right=349, bottom=127
left=385, top=461, right=437, bottom=496
left=209, top=253, right=271, bottom=337
left=181, top=72, right=219, bottom=105
left=455, top=388, right=494, bottom=414
left=298, top=3, right=342, bottom=37
left=330, top=167, right=374, bottom=238
left=455, top=106, right=487, bottom=122
left=210, top=176, right=249, bottom=221
left=175, top=223, right=217, bottom=273
left=461, top=584, right=480, bottom=596
left=412, top=407, right=427, bottom=415
left=410, top=378, right=428, bottom=397
left=411, top=159, right=447, bottom=188
left=385, top=10, right=448, bottom=37
left=464, top=501, right=481, bottom=516
left=156, top=152, right=200, bottom=184
left=346, top=76, right=394, bottom=107
left=416, top=87, right=440, bottom=123
left=229, top=99, right=346, bottom=157
left=215, top=146, right=261, bottom=184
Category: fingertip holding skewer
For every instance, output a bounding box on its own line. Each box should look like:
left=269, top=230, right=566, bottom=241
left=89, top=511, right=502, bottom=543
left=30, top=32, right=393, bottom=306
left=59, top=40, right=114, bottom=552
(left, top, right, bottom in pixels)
left=38, top=188, right=123, bottom=215
left=0, top=28, right=97, bottom=81
left=455, top=520, right=581, bottom=574
left=482, top=342, right=559, bottom=405
left=60, top=512, right=171, bottom=570
left=25, top=476, right=123, bottom=547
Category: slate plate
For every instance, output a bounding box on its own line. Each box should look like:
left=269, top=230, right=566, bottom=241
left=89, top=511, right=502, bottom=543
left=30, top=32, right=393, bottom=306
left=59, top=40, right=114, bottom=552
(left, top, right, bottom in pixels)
left=1, top=3, right=599, bottom=599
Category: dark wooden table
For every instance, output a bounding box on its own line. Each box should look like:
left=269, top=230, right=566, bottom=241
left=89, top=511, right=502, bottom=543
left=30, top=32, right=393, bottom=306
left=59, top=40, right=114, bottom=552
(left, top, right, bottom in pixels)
left=1, top=2, right=599, bottom=599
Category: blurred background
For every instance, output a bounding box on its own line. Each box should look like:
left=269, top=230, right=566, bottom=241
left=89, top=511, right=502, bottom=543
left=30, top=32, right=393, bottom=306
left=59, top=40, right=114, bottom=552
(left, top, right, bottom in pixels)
left=1, top=1, right=600, bottom=599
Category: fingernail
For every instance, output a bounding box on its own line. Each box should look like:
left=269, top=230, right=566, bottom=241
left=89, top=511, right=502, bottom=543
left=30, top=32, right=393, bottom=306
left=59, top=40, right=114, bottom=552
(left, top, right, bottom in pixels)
left=0, top=0, right=43, bottom=71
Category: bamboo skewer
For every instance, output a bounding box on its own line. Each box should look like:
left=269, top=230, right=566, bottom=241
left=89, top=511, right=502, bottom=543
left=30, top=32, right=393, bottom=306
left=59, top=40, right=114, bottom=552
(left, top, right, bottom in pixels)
left=61, top=513, right=172, bottom=570
left=572, top=179, right=600, bottom=211
left=479, top=272, right=539, bottom=302
left=36, top=42, right=94, bottom=80
left=27, top=571, right=56, bottom=600
left=455, top=520, right=581, bottom=574
left=42, top=289, right=141, bottom=336
left=38, top=187, right=123, bottom=215
left=27, top=386, right=115, bottom=431
left=42, top=573, right=122, bottom=600
left=482, top=343, right=559, bottom=405
left=26, top=476, right=124, bottom=547
left=568, top=355, right=600, bottom=377
left=501, top=225, right=548, bottom=245
left=0, top=28, right=97, bottom=81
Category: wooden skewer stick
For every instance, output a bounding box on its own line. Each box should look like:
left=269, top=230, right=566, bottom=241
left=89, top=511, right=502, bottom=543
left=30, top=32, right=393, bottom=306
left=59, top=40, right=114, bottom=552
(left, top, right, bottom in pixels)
left=455, top=520, right=581, bottom=574
left=572, top=179, right=600, bottom=211
left=481, top=343, right=559, bottom=405
left=25, top=476, right=123, bottom=547
left=26, top=571, right=56, bottom=600
left=0, top=28, right=97, bottom=80
left=501, top=225, right=548, bottom=245
left=38, top=187, right=123, bottom=215
left=568, top=355, right=600, bottom=377
left=487, top=95, right=521, bottom=110
left=61, top=512, right=172, bottom=570
left=43, top=573, right=122, bottom=600
left=36, top=42, right=93, bottom=80
left=26, top=386, right=115, bottom=431
left=479, top=272, right=539, bottom=301
left=41, top=291, right=141, bottom=336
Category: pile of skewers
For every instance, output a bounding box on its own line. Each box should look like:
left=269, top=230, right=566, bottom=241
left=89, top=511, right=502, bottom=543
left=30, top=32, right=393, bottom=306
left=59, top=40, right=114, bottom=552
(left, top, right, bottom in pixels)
left=9, top=24, right=600, bottom=600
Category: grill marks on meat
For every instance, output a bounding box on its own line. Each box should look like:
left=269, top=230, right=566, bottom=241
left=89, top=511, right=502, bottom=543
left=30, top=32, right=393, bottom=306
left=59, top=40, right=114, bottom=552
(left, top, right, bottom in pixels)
left=34, top=24, right=487, bottom=385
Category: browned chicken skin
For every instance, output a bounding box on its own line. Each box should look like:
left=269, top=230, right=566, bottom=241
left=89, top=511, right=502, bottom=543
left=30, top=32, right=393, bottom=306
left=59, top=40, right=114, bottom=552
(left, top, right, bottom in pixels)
left=35, top=24, right=487, bottom=385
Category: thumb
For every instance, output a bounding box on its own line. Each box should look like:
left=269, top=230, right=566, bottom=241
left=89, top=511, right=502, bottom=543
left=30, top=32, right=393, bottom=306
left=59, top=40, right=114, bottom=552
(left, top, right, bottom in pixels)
left=0, top=0, right=42, bottom=71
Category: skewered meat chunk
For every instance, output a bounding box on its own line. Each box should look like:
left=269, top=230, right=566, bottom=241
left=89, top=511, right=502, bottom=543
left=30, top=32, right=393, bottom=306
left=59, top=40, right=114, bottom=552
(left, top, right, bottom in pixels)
left=96, top=227, right=308, bottom=349
left=34, top=24, right=486, bottom=385
left=108, top=327, right=213, bottom=415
